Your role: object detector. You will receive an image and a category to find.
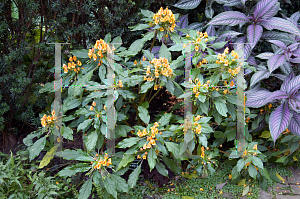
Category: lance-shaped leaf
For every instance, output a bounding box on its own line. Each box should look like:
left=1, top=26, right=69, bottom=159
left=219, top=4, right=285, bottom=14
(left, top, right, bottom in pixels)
left=246, top=89, right=272, bottom=108
left=287, top=74, right=300, bottom=96
left=207, top=11, right=249, bottom=26
left=253, top=0, right=278, bottom=20
left=173, top=0, right=202, bottom=9
left=280, top=62, right=292, bottom=76
left=261, top=2, right=280, bottom=20
left=256, top=52, right=274, bottom=59
left=292, top=49, right=300, bottom=57
left=206, top=24, right=216, bottom=37
left=290, top=11, right=300, bottom=26
left=288, top=111, right=300, bottom=136
left=175, top=14, right=189, bottom=36
left=289, top=98, right=300, bottom=114
left=187, top=22, right=205, bottom=32
left=267, top=40, right=287, bottom=51
left=216, top=30, right=242, bottom=42
left=247, top=24, right=263, bottom=49
left=259, top=17, right=300, bottom=36
left=250, top=70, right=270, bottom=87
left=78, top=177, right=93, bottom=199
left=290, top=58, right=300, bottom=63
left=271, top=73, right=287, bottom=81
left=265, top=90, right=288, bottom=102
left=267, top=54, right=286, bottom=73
left=269, top=102, right=293, bottom=143
left=247, top=56, right=258, bottom=66
left=288, top=43, right=300, bottom=52
left=281, top=72, right=295, bottom=93
left=56, top=149, right=94, bottom=162
left=261, top=31, right=295, bottom=44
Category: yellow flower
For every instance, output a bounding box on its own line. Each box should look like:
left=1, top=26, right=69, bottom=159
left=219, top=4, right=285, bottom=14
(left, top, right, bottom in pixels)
left=69, top=57, right=73, bottom=62
left=143, top=155, right=147, bottom=159
left=253, top=144, right=257, bottom=150
left=220, top=191, right=223, bottom=194
left=229, top=174, right=232, bottom=179
left=92, top=101, right=96, bottom=107
left=89, top=106, right=93, bottom=111
left=119, top=80, right=123, bottom=87
left=103, top=105, right=107, bottom=110
left=200, top=188, right=203, bottom=191
left=134, top=60, right=138, bottom=65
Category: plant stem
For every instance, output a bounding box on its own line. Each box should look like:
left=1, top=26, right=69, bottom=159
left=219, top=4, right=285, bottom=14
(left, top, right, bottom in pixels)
left=149, top=87, right=162, bottom=104
left=150, top=30, right=158, bottom=53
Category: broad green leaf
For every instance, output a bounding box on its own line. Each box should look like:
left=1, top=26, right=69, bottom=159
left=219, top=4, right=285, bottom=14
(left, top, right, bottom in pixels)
left=260, top=131, right=271, bottom=138
left=58, top=163, right=91, bottom=177
left=138, top=106, right=150, bottom=124
left=77, top=119, right=93, bottom=133
left=215, top=101, right=227, bottom=117
left=29, top=136, right=46, bottom=161
left=70, top=49, right=89, bottom=59
left=104, top=176, right=117, bottom=199
left=78, top=177, right=93, bottom=199
left=248, top=164, right=258, bottom=179
left=115, top=125, right=134, bottom=137
left=130, top=24, right=150, bottom=31
left=162, top=156, right=181, bottom=174
left=168, top=43, right=184, bottom=51
left=155, top=161, right=168, bottom=177
left=158, top=112, right=172, bottom=126
left=84, top=130, right=98, bottom=152
left=237, top=159, right=245, bottom=172
left=148, top=147, right=157, bottom=171
left=110, top=174, right=129, bottom=193
left=62, top=126, right=73, bottom=140
left=38, top=145, right=58, bottom=169
left=166, top=80, right=175, bottom=95
left=141, top=9, right=154, bottom=18
left=142, top=49, right=154, bottom=61
left=112, top=36, right=122, bottom=50
left=159, top=43, right=171, bottom=62
left=252, top=156, right=264, bottom=169
left=140, top=81, right=154, bottom=93
left=165, top=142, right=180, bottom=154
left=56, top=149, right=94, bottom=161
left=104, top=33, right=112, bottom=43
left=242, top=185, right=249, bottom=196
left=210, top=41, right=228, bottom=49
left=117, top=154, right=136, bottom=170
left=210, top=71, right=220, bottom=86
left=128, top=164, right=141, bottom=189
left=63, top=98, right=81, bottom=112
left=198, top=134, right=208, bottom=148
left=116, top=137, right=140, bottom=148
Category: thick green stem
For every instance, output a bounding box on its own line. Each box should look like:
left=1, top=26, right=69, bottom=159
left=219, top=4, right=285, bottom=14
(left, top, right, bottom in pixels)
left=150, top=30, right=158, bottom=53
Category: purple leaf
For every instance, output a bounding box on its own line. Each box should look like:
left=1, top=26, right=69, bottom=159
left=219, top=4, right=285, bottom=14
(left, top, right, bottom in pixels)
left=187, top=22, right=205, bottom=32
left=260, top=2, right=280, bottom=20
left=286, top=74, right=300, bottom=96
left=247, top=24, right=263, bottom=49
left=280, top=62, right=292, bottom=76
left=292, top=48, right=300, bottom=57
left=267, top=54, right=286, bottom=73
left=270, top=101, right=293, bottom=143
left=289, top=11, right=300, bottom=27
left=207, top=11, right=250, bottom=26
left=223, top=6, right=233, bottom=12
left=289, top=98, right=300, bottom=114
left=261, top=31, right=295, bottom=44
left=288, top=112, right=300, bottom=137
left=250, top=70, right=270, bottom=87
left=267, top=40, right=287, bottom=51
left=247, top=56, right=258, bottom=66
left=256, top=52, right=274, bottom=60
left=290, top=58, right=300, bottom=63
left=281, top=71, right=295, bottom=93
left=216, top=30, right=242, bottom=42
left=271, top=73, right=287, bottom=81
left=206, top=25, right=216, bottom=37
left=259, top=17, right=300, bottom=36
left=266, top=90, right=288, bottom=102
left=173, top=0, right=202, bottom=10
left=175, top=14, right=189, bottom=36
left=253, top=0, right=277, bottom=20
left=288, top=43, right=300, bottom=52
left=245, top=89, right=272, bottom=108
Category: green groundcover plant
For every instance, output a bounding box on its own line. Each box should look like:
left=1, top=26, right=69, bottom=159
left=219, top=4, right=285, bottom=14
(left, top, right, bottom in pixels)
left=22, top=3, right=300, bottom=199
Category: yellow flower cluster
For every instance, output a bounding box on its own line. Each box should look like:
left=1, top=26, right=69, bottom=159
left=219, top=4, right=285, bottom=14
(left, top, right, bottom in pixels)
left=93, top=153, right=112, bottom=169
left=88, top=39, right=116, bottom=66
left=144, top=57, right=173, bottom=90
left=138, top=122, right=159, bottom=151
left=215, top=48, right=241, bottom=76
left=193, top=115, right=203, bottom=134
left=150, top=7, right=176, bottom=32
left=41, top=110, right=57, bottom=127
left=62, top=56, right=84, bottom=73
left=201, top=146, right=205, bottom=158
left=192, top=79, right=209, bottom=98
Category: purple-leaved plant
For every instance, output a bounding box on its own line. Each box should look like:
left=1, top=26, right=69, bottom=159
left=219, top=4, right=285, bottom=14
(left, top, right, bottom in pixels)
left=246, top=71, right=300, bottom=143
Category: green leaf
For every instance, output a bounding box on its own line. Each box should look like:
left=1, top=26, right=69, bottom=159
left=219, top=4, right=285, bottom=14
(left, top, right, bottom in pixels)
left=142, top=50, right=154, bottom=61
left=225, top=129, right=236, bottom=141
left=112, top=36, right=122, bottom=50
left=140, top=81, right=154, bottom=93
left=165, top=142, right=180, bottom=155
left=198, top=134, right=208, bottom=148
left=56, top=149, right=94, bottom=161
left=29, top=136, right=46, bottom=161
left=110, top=174, right=129, bottom=193
left=84, top=130, right=98, bottom=152
left=77, top=119, right=93, bottom=133
left=276, top=156, right=287, bottom=163
left=210, top=71, right=220, bottom=86
left=63, top=98, right=81, bottom=112
left=242, top=185, right=249, bottom=197
left=215, top=101, right=228, bottom=117
left=70, top=49, right=89, bottom=59
left=117, top=154, right=136, bottom=170
left=115, top=125, right=134, bottom=137
left=138, top=106, right=150, bottom=124
left=116, top=137, right=140, bottom=148
left=206, top=63, right=220, bottom=69
left=162, top=156, right=181, bottom=174
left=156, top=141, right=168, bottom=156
left=155, top=161, right=168, bottom=177
left=159, top=43, right=171, bottom=62
left=260, top=131, right=271, bottom=138
left=210, top=41, right=228, bottom=49
left=148, top=147, right=157, bottom=171
left=104, top=176, right=117, bottom=199
left=58, top=163, right=91, bottom=177
left=62, top=126, right=73, bottom=140
left=236, top=159, right=245, bottom=172
left=248, top=164, right=258, bottom=179
left=104, top=33, right=112, bottom=43
left=78, top=177, right=93, bottom=199
left=130, top=24, right=150, bottom=31
left=38, top=145, right=58, bottom=169
left=158, top=112, right=172, bottom=127
left=141, top=9, right=154, bottom=18
left=252, top=156, right=264, bottom=169
left=168, top=43, right=184, bottom=51
left=99, top=64, right=107, bottom=84
left=166, top=80, right=175, bottom=95
left=128, top=164, right=141, bottom=189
